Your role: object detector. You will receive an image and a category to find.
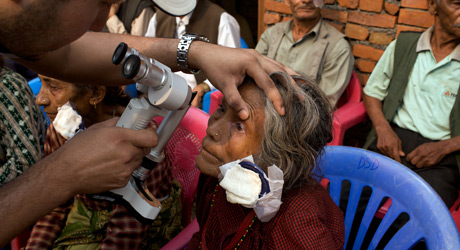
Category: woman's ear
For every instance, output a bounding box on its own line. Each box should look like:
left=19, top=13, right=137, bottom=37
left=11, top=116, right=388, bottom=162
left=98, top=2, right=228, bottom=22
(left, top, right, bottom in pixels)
left=90, top=86, right=106, bottom=106
left=427, top=0, right=438, bottom=15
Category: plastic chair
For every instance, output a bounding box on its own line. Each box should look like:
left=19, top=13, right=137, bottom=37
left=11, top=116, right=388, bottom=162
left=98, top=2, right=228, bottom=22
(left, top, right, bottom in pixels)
left=317, top=146, right=460, bottom=249
left=202, top=89, right=223, bottom=115
left=327, top=72, right=367, bottom=146
left=28, top=77, right=42, bottom=96
left=450, top=192, right=460, bottom=233
left=154, top=107, right=209, bottom=227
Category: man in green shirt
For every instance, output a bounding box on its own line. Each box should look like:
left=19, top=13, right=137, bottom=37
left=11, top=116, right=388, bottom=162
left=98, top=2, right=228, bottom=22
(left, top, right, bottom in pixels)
left=256, top=0, right=354, bottom=107
left=363, top=0, right=460, bottom=207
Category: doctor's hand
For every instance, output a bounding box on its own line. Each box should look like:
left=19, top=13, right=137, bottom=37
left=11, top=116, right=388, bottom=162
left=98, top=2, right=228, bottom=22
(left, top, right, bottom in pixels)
left=189, top=44, right=286, bottom=120
left=50, top=117, right=158, bottom=195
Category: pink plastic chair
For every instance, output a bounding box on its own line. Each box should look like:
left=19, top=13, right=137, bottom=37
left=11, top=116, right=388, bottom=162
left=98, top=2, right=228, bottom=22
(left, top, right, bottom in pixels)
left=327, top=72, right=367, bottom=146
left=205, top=72, right=367, bottom=146
left=207, top=90, right=224, bottom=115
left=154, top=107, right=209, bottom=227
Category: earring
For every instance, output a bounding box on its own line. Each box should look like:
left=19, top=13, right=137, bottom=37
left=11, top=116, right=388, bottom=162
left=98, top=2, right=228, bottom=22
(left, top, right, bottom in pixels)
left=93, top=102, right=97, bottom=109
left=215, top=133, right=218, bottom=137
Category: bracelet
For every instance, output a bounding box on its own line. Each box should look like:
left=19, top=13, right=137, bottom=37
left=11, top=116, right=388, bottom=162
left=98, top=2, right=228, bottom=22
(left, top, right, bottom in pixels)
left=177, top=33, right=209, bottom=74
left=200, top=82, right=211, bottom=93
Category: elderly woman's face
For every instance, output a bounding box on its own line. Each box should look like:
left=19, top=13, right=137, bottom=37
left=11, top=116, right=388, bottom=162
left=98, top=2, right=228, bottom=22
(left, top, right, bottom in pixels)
left=196, top=81, right=266, bottom=178
left=36, top=75, right=92, bottom=122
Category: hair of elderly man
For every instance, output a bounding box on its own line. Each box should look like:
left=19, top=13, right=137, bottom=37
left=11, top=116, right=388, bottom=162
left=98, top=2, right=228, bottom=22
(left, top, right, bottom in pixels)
left=253, top=72, right=333, bottom=191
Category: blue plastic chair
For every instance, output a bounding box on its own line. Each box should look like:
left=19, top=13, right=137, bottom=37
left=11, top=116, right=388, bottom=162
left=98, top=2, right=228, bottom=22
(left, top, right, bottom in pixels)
left=27, top=77, right=50, bottom=125
left=317, top=146, right=460, bottom=250
left=28, top=77, right=42, bottom=96
left=240, top=38, right=248, bottom=49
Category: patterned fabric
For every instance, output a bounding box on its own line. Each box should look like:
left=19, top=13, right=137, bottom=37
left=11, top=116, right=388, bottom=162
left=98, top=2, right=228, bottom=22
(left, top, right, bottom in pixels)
left=26, top=122, right=181, bottom=250
left=0, top=67, right=46, bottom=185
left=188, top=175, right=345, bottom=250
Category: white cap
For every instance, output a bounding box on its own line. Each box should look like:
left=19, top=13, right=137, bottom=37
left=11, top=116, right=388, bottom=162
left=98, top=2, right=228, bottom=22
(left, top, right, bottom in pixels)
left=152, top=0, right=197, bottom=16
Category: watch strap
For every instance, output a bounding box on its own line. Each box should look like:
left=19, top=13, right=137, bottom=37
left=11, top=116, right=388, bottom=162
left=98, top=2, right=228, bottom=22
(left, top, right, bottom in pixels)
left=177, top=33, right=209, bottom=74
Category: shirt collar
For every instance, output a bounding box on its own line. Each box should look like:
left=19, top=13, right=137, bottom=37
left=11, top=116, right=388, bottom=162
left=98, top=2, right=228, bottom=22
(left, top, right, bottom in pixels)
left=176, top=12, right=193, bottom=27
left=284, top=18, right=322, bottom=42
left=417, top=26, right=460, bottom=61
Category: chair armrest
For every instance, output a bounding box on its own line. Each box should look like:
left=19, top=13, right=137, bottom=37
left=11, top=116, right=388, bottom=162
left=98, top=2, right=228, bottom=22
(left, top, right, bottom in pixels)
left=160, top=219, right=199, bottom=250
left=328, top=102, right=367, bottom=146
left=334, top=102, right=367, bottom=131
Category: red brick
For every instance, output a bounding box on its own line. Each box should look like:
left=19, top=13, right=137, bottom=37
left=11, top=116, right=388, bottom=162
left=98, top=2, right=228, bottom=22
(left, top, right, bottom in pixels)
left=264, top=0, right=292, bottom=15
left=321, top=8, right=348, bottom=23
left=398, top=9, right=434, bottom=28
left=264, top=12, right=281, bottom=25
left=327, top=21, right=345, bottom=33
left=337, top=0, right=359, bottom=9
left=384, top=2, right=400, bottom=15
left=355, top=58, right=376, bottom=73
left=345, top=23, right=369, bottom=41
left=348, top=11, right=397, bottom=28
left=359, top=0, right=384, bottom=13
left=396, top=24, right=426, bottom=37
left=401, top=0, right=428, bottom=10
left=355, top=72, right=370, bottom=85
left=325, top=0, right=336, bottom=4
left=369, top=32, right=394, bottom=45
left=353, top=44, right=385, bottom=61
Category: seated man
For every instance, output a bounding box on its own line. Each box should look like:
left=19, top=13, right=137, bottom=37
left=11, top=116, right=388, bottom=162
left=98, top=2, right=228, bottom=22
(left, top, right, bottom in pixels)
left=255, top=0, right=354, bottom=107
left=363, top=0, right=460, bottom=207
left=188, top=72, right=344, bottom=249
left=145, top=0, right=241, bottom=108
left=106, top=0, right=156, bottom=36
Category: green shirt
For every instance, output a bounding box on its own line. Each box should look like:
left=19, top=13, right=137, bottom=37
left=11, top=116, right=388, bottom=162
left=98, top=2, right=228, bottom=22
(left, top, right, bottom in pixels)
left=0, top=67, right=46, bottom=185
left=364, top=26, right=460, bottom=141
left=256, top=19, right=354, bottom=107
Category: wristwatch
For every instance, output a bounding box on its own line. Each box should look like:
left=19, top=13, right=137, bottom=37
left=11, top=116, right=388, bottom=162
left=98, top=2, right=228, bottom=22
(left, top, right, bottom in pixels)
left=177, top=33, right=209, bottom=74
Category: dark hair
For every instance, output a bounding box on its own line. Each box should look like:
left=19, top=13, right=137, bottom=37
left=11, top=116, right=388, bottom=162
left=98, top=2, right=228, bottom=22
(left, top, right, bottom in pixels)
left=254, top=72, right=333, bottom=191
left=73, top=84, right=131, bottom=107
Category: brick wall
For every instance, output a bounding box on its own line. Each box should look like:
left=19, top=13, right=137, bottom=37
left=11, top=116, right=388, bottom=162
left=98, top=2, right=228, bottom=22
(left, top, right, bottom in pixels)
left=258, top=0, right=434, bottom=85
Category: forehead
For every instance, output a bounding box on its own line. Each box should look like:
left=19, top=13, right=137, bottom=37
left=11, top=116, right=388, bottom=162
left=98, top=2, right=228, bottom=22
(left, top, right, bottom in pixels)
left=237, top=80, right=266, bottom=111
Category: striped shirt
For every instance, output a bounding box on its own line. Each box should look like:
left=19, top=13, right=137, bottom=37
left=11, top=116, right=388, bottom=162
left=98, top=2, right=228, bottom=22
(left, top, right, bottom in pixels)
left=0, top=67, right=46, bottom=185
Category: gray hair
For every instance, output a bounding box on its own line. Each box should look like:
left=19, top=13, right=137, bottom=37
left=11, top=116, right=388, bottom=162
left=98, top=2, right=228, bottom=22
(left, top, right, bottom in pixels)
left=254, top=72, right=333, bottom=191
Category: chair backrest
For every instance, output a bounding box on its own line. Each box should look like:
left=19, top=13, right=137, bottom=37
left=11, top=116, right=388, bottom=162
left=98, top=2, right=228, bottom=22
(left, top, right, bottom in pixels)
left=28, top=77, right=42, bottom=97
left=317, top=146, right=460, bottom=250
left=157, top=107, right=209, bottom=226
left=335, top=72, right=362, bottom=108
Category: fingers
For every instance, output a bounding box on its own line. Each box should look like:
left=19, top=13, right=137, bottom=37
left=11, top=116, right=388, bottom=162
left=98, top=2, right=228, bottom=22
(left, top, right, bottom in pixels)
left=247, top=56, right=285, bottom=117
left=221, top=82, right=250, bottom=120
left=127, top=126, right=159, bottom=149
left=392, top=147, right=401, bottom=163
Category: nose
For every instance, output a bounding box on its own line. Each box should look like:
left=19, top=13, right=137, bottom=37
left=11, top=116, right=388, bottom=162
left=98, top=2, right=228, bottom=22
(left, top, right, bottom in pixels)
left=35, top=91, right=49, bottom=106
left=206, top=115, right=222, bottom=141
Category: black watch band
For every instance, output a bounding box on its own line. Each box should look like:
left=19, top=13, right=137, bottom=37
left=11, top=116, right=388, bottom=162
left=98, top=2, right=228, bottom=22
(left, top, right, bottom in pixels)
left=177, top=33, right=209, bottom=74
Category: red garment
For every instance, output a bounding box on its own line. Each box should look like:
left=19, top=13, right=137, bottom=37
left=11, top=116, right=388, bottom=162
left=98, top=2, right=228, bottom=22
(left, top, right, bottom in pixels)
left=26, top=123, right=173, bottom=250
left=188, top=175, right=344, bottom=250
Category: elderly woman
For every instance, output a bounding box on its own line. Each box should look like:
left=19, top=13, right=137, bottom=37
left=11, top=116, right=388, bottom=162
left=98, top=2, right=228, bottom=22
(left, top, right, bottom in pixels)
left=26, top=75, right=182, bottom=250
left=189, top=72, right=344, bottom=249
